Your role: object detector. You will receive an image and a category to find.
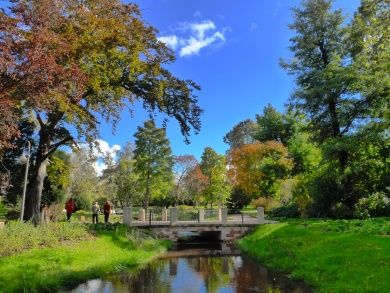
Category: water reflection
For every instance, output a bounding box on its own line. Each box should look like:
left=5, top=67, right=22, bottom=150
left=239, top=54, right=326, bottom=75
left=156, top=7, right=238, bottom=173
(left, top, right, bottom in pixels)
left=67, top=250, right=311, bottom=293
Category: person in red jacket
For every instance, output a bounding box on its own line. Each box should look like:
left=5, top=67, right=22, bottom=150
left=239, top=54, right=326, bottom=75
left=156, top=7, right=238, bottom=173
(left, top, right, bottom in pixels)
left=65, top=198, right=75, bottom=221
left=103, top=201, right=111, bottom=223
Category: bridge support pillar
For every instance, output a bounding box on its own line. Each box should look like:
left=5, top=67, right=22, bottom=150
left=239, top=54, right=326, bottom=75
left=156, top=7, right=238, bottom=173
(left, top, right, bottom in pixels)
left=170, top=207, right=178, bottom=225
left=162, top=208, right=168, bottom=221
left=221, top=207, right=228, bottom=223
left=257, top=207, right=265, bottom=224
left=123, top=207, right=132, bottom=225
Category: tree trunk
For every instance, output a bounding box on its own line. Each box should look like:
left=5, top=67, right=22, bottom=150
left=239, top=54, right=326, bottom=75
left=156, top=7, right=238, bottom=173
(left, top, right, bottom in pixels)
left=24, top=158, right=48, bottom=223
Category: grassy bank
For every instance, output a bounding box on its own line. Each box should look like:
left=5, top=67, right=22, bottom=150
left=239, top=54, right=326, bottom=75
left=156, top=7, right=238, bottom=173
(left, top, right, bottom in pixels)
left=0, top=222, right=169, bottom=292
left=238, top=218, right=390, bottom=293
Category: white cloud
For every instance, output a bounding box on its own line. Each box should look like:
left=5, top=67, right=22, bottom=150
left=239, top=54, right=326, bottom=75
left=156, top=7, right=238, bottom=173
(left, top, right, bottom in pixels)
left=89, top=139, right=121, bottom=175
left=157, top=35, right=179, bottom=50
left=190, top=20, right=216, bottom=39
left=158, top=20, right=229, bottom=57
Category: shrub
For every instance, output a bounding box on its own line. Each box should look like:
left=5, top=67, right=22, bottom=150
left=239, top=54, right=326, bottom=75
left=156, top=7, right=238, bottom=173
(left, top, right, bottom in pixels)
left=268, top=203, right=299, bottom=218
left=0, top=200, right=6, bottom=219
left=354, top=191, right=390, bottom=219
left=0, top=221, right=87, bottom=256
left=251, top=197, right=279, bottom=212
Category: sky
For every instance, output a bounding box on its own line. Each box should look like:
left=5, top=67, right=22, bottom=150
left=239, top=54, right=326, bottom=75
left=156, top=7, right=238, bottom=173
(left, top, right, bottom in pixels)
left=1, top=0, right=361, bottom=172
left=97, top=0, right=360, bottom=161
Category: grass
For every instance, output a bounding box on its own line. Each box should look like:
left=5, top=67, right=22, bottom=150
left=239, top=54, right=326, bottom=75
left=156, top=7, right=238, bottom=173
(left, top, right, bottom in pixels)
left=0, top=222, right=169, bottom=293
left=237, top=218, right=390, bottom=293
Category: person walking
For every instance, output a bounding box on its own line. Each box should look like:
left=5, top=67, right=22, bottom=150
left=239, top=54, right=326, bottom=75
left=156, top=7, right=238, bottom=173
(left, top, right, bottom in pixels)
left=65, top=198, right=75, bottom=221
left=103, top=201, right=111, bottom=223
left=92, top=202, right=100, bottom=224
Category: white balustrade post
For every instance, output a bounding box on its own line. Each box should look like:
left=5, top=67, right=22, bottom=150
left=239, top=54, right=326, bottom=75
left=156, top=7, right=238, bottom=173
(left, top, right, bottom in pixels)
left=162, top=208, right=168, bottom=222
left=138, top=208, right=146, bottom=222
left=199, top=209, right=205, bottom=222
left=221, top=207, right=228, bottom=223
left=257, top=207, right=265, bottom=224
left=123, top=207, right=132, bottom=225
left=170, top=207, right=178, bottom=225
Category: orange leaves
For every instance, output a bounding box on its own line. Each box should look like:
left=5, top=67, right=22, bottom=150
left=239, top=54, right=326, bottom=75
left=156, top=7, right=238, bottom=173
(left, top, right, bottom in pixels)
left=228, top=141, right=293, bottom=198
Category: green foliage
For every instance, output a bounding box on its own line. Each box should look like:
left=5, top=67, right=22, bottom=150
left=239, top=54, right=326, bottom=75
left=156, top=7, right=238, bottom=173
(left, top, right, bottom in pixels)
left=42, top=150, right=71, bottom=205
left=0, top=199, right=6, bottom=219
left=0, top=221, right=87, bottom=257
left=268, top=203, right=299, bottom=218
left=254, top=104, right=295, bottom=145
left=223, top=119, right=257, bottom=149
left=354, top=191, right=390, bottom=219
left=200, top=147, right=231, bottom=206
left=134, top=120, right=174, bottom=208
left=238, top=219, right=390, bottom=293
left=114, top=142, right=143, bottom=207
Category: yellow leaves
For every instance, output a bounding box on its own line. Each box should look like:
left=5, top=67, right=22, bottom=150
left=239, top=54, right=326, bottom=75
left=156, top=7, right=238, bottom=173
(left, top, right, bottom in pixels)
left=228, top=141, right=293, bottom=198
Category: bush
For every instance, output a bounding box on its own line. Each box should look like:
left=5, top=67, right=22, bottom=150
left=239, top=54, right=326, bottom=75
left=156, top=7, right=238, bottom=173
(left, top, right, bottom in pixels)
left=354, top=191, right=390, bottom=219
left=0, top=221, right=88, bottom=256
left=251, top=197, right=279, bottom=212
left=0, top=200, right=6, bottom=219
left=268, top=203, right=299, bottom=218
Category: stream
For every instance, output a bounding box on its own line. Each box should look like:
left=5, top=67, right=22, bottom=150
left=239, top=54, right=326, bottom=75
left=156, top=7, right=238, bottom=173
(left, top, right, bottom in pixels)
left=67, top=242, right=312, bottom=293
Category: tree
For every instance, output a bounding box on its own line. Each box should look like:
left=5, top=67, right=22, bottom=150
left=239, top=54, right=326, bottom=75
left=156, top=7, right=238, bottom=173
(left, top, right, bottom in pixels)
left=228, top=142, right=293, bottom=199
left=200, top=147, right=230, bottom=207
left=114, top=143, right=142, bottom=208
left=172, top=155, right=198, bottom=205
left=0, top=0, right=202, bottom=222
left=223, top=119, right=257, bottom=150
left=68, top=148, right=99, bottom=209
left=182, top=165, right=208, bottom=205
left=134, top=120, right=174, bottom=209
left=254, top=105, right=295, bottom=145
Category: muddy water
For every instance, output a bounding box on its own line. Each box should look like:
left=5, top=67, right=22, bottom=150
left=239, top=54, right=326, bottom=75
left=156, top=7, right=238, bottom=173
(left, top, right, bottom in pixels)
left=67, top=242, right=311, bottom=293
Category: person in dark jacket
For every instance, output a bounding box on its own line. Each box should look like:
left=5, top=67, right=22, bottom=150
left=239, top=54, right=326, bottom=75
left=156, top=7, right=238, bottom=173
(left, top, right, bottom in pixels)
left=103, top=201, right=111, bottom=223
left=65, top=198, right=75, bottom=221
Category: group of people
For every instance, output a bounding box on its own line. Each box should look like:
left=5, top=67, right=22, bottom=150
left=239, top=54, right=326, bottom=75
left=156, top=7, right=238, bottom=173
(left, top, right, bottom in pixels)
left=64, top=198, right=112, bottom=223
left=91, top=201, right=112, bottom=223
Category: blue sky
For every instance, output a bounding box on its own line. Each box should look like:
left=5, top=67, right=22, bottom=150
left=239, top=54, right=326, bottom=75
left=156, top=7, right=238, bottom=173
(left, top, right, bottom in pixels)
left=1, top=0, right=361, bottom=170
left=98, top=0, right=360, bottom=161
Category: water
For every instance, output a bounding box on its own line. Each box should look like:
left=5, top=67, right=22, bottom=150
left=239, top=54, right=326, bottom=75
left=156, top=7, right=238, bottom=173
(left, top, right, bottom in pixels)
left=67, top=242, right=311, bottom=293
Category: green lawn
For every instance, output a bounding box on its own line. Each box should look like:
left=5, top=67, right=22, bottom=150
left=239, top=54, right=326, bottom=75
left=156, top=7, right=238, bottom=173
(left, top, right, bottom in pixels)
left=0, top=223, right=169, bottom=293
left=237, top=218, right=390, bottom=293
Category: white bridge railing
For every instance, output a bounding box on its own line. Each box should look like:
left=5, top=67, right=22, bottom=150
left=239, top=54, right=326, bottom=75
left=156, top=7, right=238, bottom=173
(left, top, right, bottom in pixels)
left=123, top=207, right=265, bottom=226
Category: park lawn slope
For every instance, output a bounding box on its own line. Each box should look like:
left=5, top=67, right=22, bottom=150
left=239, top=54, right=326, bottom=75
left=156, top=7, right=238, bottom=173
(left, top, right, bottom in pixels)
left=237, top=218, right=390, bottom=293
left=0, top=223, right=169, bottom=293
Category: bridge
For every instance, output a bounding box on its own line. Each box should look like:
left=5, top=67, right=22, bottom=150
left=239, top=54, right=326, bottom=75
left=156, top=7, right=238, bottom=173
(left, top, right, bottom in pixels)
left=122, top=207, right=266, bottom=241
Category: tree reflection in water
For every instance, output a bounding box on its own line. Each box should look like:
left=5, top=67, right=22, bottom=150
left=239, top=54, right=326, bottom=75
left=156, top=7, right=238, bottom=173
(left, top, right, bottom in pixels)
left=68, top=253, right=311, bottom=293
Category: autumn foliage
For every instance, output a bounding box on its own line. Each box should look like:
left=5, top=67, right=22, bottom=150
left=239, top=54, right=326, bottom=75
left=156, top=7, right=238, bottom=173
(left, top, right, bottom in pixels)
left=228, top=141, right=293, bottom=198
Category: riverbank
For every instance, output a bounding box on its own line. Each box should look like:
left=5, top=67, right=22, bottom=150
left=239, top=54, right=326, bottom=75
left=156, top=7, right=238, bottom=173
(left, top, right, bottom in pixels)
left=237, top=218, right=390, bottom=293
left=0, top=222, right=169, bottom=292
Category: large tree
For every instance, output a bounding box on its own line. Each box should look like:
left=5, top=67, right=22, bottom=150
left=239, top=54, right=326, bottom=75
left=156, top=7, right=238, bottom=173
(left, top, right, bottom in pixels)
left=0, top=0, right=202, bottom=222
left=280, top=0, right=351, bottom=167
left=199, top=147, right=230, bottom=207
left=134, top=120, right=174, bottom=210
